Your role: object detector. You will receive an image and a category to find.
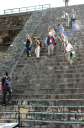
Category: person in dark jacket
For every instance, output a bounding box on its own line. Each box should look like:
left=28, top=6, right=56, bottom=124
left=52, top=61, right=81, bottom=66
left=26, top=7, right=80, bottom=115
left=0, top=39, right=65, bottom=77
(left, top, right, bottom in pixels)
left=0, top=73, right=11, bottom=106
left=26, top=34, right=32, bottom=57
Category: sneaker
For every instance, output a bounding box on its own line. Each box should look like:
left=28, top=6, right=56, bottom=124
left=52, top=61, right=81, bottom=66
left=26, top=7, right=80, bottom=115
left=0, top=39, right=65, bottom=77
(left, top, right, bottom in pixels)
left=8, top=101, right=11, bottom=104
left=29, top=55, right=31, bottom=57
left=61, top=52, right=64, bottom=55
left=51, top=54, right=54, bottom=56
left=2, top=104, right=6, bottom=106
left=47, top=55, right=50, bottom=57
left=36, top=57, right=40, bottom=59
left=62, top=51, right=64, bottom=52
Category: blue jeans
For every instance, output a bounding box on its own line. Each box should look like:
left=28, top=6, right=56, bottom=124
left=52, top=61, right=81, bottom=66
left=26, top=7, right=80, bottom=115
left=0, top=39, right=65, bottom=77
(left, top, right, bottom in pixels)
left=70, top=19, right=76, bottom=28
left=26, top=46, right=30, bottom=56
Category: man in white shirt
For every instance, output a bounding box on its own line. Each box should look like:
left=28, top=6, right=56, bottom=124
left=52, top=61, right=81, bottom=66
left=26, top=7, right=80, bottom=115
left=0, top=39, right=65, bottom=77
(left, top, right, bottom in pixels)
left=70, top=9, right=77, bottom=28
left=64, top=41, right=73, bottom=65
left=58, top=11, right=69, bottom=27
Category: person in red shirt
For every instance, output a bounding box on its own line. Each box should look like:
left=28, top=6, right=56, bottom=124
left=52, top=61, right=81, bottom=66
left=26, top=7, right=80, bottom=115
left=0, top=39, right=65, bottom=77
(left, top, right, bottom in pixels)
left=45, top=32, right=58, bottom=56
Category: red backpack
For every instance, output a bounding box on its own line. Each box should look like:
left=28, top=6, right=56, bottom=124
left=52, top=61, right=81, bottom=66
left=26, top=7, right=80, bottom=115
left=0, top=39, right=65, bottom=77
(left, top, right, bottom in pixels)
left=40, top=42, right=42, bottom=47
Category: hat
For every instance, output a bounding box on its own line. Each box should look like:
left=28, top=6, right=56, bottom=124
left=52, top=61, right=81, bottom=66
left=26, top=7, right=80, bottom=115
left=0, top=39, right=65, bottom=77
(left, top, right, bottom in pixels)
left=61, top=33, right=64, bottom=36
left=57, top=24, right=60, bottom=26
left=71, top=9, right=74, bottom=11
left=64, top=41, right=67, bottom=43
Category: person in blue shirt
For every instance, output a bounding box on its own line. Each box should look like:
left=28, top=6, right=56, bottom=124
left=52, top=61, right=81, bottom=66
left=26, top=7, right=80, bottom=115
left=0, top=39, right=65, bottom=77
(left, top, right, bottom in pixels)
left=0, top=73, right=11, bottom=106
left=58, top=24, right=65, bottom=35
left=45, top=32, right=59, bottom=56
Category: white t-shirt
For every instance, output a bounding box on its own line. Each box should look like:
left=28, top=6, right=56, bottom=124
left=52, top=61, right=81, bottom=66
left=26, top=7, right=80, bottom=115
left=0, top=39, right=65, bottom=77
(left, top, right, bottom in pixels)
left=62, top=13, right=69, bottom=19
left=66, top=43, right=73, bottom=52
left=71, top=11, right=76, bottom=19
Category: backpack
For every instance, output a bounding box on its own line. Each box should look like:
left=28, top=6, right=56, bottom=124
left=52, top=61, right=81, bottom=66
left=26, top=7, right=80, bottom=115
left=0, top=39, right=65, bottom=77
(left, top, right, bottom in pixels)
left=52, top=28, right=56, bottom=36
left=40, top=42, right=42, bottom=47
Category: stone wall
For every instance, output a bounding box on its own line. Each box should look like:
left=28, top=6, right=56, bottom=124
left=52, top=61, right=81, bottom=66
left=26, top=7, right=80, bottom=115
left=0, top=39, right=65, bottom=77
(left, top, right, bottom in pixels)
left=0, top=10, right=45, bottom=77
left=0, top=46, right=9, bottom=59
left=0, top=13, right=31, bottom=45
left=0, top=13, right=31, bottom=31
left=0, top=29, right=21, bottom=45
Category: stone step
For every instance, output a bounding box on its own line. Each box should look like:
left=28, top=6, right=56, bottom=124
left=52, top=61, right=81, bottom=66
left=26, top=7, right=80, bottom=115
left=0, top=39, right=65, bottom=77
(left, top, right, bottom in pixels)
left=12, top=77, right=84, bottom=85
left=9, top=88, right=84, bottom=95
left=0, top=99, right=84, bottom=106
left=12, top=66, right=84, bottom=74
left=11, top=82, right=84, bottom=89
left=1, top=93, right=84, bottom=100
left=12, top=70, right=84, bottom=80
left=0, top=118, right=84, bottom=128
left=0, top=111, right=84, bottom=121
left=0, top=105, right=84, bottom=113
left=18, top=57, right=82, bottom=64
left=11, top=73, right=84, bottom=80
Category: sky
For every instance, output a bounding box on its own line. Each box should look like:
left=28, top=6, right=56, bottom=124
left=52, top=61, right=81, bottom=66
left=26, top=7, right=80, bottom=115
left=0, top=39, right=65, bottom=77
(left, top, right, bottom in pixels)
left=0, top=0, right=84, bottom=15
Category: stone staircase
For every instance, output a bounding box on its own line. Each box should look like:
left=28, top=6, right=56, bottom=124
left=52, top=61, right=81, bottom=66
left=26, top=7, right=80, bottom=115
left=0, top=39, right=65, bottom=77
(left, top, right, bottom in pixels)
left=0, top=4, right=84, bottom=128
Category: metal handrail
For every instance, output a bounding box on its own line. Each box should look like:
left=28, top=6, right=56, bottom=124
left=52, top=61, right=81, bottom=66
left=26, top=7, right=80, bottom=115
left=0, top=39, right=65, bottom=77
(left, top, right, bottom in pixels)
left=4, top=4, right=50, bottom=15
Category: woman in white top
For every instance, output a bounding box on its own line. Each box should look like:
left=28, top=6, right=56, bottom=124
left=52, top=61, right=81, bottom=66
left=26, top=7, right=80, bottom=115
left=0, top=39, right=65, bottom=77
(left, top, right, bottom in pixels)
left=33, top=37, right=40, bottom=58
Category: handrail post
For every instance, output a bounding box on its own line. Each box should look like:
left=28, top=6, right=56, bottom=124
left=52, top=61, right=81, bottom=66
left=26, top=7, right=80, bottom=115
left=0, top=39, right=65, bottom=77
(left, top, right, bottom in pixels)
left=18, top=105, right=20, bottom=128
left=42, top=5, right=43, bottom=10
left=11, top=9, right=13, bottom=14
left=26, top=7, right=28, bottom=12
left=39, top=4, right=40, bottom=10
left=35, top=6, right=36, bottom=11
left=19, top=8, right=20, bottom=13
left=4, top=10, right=5, bottom=15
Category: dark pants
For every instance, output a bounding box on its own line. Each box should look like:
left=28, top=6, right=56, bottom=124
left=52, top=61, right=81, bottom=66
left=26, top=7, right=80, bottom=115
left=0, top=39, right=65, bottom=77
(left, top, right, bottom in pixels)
left=70, top=19, right=76, bottom=28
left=3, top=87, right=11, bottom=104
left=26, top=46, right=30, bottom=56
left=65, top=2, right=68, bottom=6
